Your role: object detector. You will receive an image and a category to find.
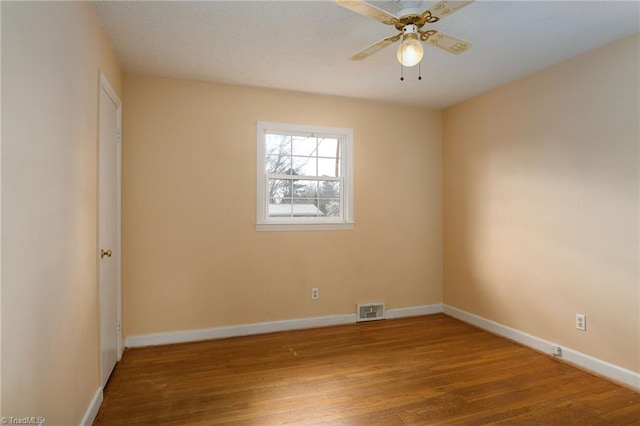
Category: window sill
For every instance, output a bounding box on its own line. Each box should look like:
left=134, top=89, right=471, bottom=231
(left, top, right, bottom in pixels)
left=256, top=222, right=354, bottom=232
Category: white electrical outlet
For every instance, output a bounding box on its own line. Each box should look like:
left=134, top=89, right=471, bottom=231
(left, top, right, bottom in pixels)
left=311, top=288, right=319, bottom=300
left=551, top=345, right=562, bottom=356
left=576, top=313, right=586, bottom=331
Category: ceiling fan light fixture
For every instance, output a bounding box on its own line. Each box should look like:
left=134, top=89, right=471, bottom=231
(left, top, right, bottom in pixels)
left=396, top=25, right=423, bottom=67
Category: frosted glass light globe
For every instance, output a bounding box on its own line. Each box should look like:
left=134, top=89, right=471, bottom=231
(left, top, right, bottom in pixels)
left=396, top=33, right=423, bottom=67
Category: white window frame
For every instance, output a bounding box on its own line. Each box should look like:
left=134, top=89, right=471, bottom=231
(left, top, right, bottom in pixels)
left=256, top=121, right=354, bottom=231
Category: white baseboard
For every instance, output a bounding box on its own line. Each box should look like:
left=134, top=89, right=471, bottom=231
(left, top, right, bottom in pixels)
left=443, top=304, right=640, bottom=390
left=386, top=303, right=443, bottom=319
left=125, top=304, right=443, bottom=348
left=79, top=386, right=103, bottom=426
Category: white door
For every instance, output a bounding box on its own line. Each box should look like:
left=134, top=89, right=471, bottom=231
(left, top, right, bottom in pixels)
left=99, top=74, right=121, bottom=387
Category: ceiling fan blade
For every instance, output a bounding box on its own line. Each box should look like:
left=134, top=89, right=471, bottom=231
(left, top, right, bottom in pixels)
left=334, top=0, right=398, bottom=26
left=421, top=0, right=475, bottom=24
left=424, top=30, right=472, bottom=54
left=349, top=33, right=402, bottom=61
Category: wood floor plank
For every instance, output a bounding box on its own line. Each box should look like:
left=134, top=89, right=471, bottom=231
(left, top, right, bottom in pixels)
left=94, top=314, right=639, bottom=425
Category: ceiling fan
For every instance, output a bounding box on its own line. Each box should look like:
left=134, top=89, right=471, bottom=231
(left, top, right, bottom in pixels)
left=334, top=0, right=474, bottom=67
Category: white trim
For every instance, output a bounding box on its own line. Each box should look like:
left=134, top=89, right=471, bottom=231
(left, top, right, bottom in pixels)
left=385, top=304, right=443, bottom=319
left=99, top=72, right=123, bottom=359
left=125, top=304, right=442, bottom=348
left=443, top=305, right=640, bottom=390
left=79, top=386, right=103, bottom=426
left=98, top=72, right=123, bottom=365
left=256, top=222, right=354, bottom=232
left=256, top=121, right=354, bottom=231
left=100, top=73, right=120, bottom=109
left=126, top=313, right=356, bottom=348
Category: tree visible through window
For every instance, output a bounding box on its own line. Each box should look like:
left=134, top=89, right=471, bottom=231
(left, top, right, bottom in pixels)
left=257, top=122, right=354, bottom=231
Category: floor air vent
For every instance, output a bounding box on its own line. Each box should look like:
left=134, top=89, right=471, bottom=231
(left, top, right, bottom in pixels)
left=357, top=302, right=385, bottom=322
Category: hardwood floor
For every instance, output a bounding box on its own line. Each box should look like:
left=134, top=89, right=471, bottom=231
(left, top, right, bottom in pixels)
left=94, top=314, right=639, bottom=425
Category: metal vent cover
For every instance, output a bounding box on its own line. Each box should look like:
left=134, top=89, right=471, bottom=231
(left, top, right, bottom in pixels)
left=357, top=302, right=385, bottom=322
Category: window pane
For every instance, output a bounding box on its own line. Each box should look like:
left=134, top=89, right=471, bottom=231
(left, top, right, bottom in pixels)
left=265, top=134, right=291, bottom=156
left=318, top=199, right=341, bottom=217
left=265, top=154, right=292, bottom=175
left=258, top=122, right=352, bottom=229
left=292, top=198, right=320, bottom=217
left=292, top=180, right=318, bottom=198
left=292, top=198, right=317, bottom=205
left=292, top=136, right=317, bottom=156
left=319, top=181, right=341, bottom=199
left=268, top=202, right=292, bottom=217
left=269, top=196, right=291, bottom=204
left=292, top=156, right=317, bottom=176
left=317, top=138, right=340, bottom=158
left=318, top=158, right=340, bottom=177
left=268, top=179, right=292, bottom=199
left=293, top=202, right=322, bottom=217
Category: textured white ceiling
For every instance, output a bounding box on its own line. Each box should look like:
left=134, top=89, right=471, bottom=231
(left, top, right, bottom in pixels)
left=94, top=1, right=639, bottom=108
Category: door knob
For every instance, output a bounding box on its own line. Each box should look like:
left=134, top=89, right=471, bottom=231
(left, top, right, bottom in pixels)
left=101, top=249, right=112, bottom=259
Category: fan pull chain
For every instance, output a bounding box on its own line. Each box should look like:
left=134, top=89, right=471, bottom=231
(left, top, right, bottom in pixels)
left=400, top=62, right=423, bottom=81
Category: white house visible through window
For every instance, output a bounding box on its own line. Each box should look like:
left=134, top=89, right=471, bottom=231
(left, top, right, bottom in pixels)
left=257, top=122, right=354, bottom=231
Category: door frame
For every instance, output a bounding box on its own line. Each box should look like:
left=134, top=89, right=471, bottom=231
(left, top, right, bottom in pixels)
left=98, top=71, right=123, bottom=366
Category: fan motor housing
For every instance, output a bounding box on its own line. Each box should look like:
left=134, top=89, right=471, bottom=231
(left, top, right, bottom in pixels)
left=395, top=14, right=426, bottom=30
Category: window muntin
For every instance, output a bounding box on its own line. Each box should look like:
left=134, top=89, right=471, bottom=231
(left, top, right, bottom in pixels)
left=257, top=122, right=353, bottom=231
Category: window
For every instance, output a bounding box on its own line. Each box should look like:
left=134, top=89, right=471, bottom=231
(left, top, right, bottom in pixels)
left=257, top=122, right=354, bottom=231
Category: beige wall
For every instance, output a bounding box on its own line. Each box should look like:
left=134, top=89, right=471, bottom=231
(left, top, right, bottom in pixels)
left=0, top=3, right=3, bottom=417
left=3, top=2, right=635, bottom=421
left=443, top=34, right=639, bottom=372
left=122, top=76, right=442, bottom=336
left=1, top=1, right=122, bottom=423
